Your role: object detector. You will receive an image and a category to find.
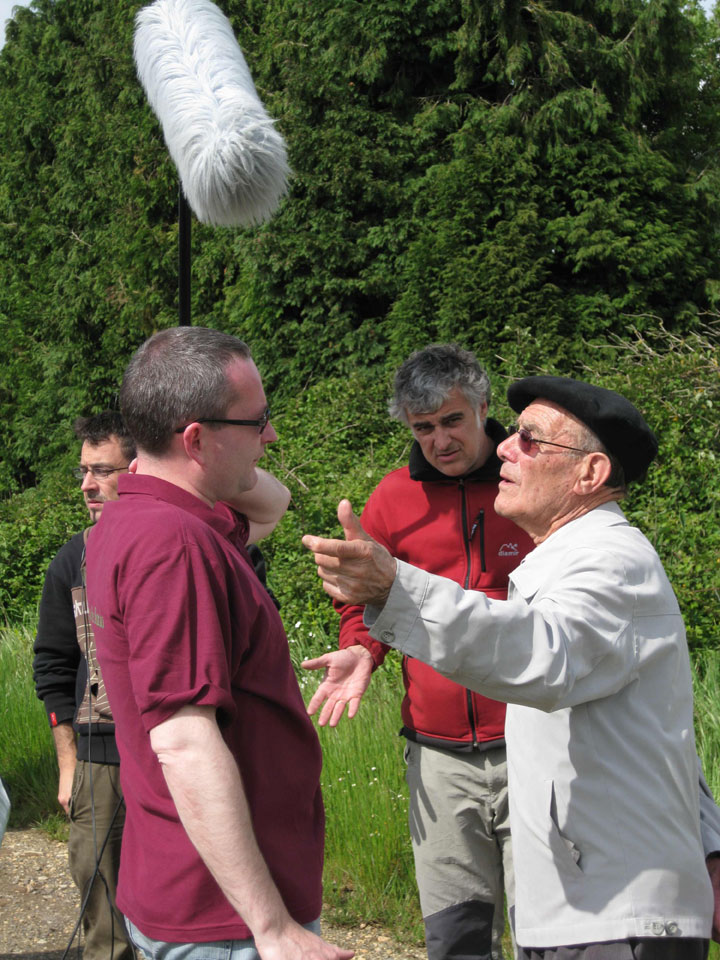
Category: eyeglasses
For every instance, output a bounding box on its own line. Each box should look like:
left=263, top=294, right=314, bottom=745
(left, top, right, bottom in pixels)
left=73, top=465, right=130, bottom=481
left=508, top=426, right=588, bottom=455
left=174, top=407, right=272, bottom=436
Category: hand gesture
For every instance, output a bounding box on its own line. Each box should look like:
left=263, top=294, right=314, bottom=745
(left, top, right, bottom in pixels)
left=302, top=646, right=374, bottom=727
left=302, top=500, right=396, bottom=606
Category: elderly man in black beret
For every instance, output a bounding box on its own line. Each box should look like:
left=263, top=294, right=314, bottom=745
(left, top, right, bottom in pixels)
left=303, top=377, right=720, bottom=960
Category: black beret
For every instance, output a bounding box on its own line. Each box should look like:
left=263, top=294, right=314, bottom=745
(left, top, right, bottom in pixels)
left=507, top=376, right=658, bottom=483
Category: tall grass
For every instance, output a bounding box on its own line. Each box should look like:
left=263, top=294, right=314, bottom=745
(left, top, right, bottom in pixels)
left=693, top=651, right=720, bottom=800
left=0, top=622, right=58, bottom=825
left=3, top=619, right=720, bottom=952
left=693, top=653, right=720, bottom=960
left=289, top=618, right=424, bottom=940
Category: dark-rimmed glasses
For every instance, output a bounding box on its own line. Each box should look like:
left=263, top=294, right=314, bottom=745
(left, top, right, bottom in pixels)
left=174, top=407, right=272, bottom=436
left=72, top=465, right=130, bottom=481
left=508, top=426, right=588, bottom=455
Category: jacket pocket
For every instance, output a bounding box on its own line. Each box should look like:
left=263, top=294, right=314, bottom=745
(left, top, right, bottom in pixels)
left=543, top=778, right=584, bottom=877
left=68, top=761, right=84, bottom=822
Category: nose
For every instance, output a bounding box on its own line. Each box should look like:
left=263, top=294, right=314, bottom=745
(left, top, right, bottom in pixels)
left=434, top=426, right=453, bottom=449
left=80, top=471, right=98, bottom=492
left=262, top=421, right=278, bottom=444
left=497, top=434, right=516, bottom=462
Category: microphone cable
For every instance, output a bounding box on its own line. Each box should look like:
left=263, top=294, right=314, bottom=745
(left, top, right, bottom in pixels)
left=60, top=538, right=125, bottom=960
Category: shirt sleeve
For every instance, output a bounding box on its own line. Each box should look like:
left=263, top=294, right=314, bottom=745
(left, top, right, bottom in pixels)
left=367, top=546, right=646, bottom=712
left=119, top=538, right=239, bottom=733
left=32, top=540, right=82, bottom=726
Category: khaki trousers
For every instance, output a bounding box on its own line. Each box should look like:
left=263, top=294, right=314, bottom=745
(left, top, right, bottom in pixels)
left=405, top=740, right=514, bottom=960
left=68, top=760, right=134, bottom=960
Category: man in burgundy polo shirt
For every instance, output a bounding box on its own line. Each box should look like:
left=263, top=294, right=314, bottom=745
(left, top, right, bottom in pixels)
left=86, top=326, right=353, bottom=960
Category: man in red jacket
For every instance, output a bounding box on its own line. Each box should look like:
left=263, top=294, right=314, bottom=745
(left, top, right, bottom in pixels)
left=303, top=344, right=533, bottom=960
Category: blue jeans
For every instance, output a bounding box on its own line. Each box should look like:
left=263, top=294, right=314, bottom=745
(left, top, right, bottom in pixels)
left=125, top=917, right=322, bottom=960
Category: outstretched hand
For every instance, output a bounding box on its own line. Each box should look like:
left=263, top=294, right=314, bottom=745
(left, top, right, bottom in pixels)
left=302, top=646, right=374, bottom=727
left=302, top=500, right=396, bottom=606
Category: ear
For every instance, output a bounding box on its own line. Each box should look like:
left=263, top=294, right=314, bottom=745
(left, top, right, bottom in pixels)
left=574, top=452, right=612, bottom=496
left=178, top=423, right=205, bottom=467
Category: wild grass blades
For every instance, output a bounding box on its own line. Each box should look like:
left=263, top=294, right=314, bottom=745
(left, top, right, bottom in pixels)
left=286, top=614, right=422, bottom=935
left=692, top=653, right=720, bottom=960
left=0, top=622, right=58, bottom=825
left=693, top=651, right=720, bottom=799
left=4, top=609, right=720, bottom=954
left=305, top=658, right=424, bottom=941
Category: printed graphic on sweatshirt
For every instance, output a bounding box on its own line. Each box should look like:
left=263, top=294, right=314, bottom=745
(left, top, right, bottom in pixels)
left=71, top=584, right=114, bottom=726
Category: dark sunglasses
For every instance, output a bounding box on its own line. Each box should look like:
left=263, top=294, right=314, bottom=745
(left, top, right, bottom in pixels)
left=507, top=425, right=588, bottom=455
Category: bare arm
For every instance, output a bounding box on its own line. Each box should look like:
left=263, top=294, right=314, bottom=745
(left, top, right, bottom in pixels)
left=226, top=468, right=291, bottom=544
left=150, top=705, right=353, bottom=960
left=52, top=723, right=77, bottom=814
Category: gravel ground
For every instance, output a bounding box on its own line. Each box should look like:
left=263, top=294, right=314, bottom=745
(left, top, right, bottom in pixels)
left=0, top=828, right=424, bottom=960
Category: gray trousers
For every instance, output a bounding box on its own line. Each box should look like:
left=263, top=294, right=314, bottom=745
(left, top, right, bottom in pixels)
left=68, top=760, right=134, bottom=960
left=405, top=740, right=514, bottom=960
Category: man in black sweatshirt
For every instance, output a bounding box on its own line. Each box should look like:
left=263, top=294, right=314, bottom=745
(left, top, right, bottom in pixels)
left=33, top=410, right=135, bottom=960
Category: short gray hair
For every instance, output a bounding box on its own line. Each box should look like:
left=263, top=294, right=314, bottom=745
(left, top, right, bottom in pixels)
left=120, top=327, right=252, bottom=455
left=389, top=344, right=491, bottom=424
left=573, top=422, right=627, bottom=493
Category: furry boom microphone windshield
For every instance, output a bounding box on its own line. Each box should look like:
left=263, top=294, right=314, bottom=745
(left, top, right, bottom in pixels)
left=134, top=0, right=290, bottom=227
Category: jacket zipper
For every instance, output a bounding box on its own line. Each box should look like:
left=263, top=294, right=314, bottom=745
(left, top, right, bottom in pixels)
left=461, top=488, right=487, bottom=746
left=460, top=480, right=471, bottom=589
left=470, top=509, right=486, bottom=573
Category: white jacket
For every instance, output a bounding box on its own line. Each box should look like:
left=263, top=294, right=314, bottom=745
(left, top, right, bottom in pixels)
left=368, top=502, right=714, bottom=947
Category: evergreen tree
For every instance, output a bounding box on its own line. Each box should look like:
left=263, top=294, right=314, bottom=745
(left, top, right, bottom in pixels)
left=0, top=0, right=719, bottom=491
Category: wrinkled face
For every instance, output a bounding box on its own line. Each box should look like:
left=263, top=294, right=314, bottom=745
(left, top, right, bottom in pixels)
left=203, top=357, right=277, bottom=502
left=495, top=399, right=587, bottom=542
left=79, top=438, right=130, bottom=522
left=407, top=387, right=491, bottom=477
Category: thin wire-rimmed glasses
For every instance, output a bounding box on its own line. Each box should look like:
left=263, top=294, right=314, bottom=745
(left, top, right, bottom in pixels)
left=72, top=465, right=130, bottom=481
left=507, top=425, right=588, bottom=455
left=174, top=407, right=272, bottom=436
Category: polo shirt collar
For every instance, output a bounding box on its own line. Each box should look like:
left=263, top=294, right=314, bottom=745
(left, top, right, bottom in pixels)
left=116, top=473, right=238, bottom=539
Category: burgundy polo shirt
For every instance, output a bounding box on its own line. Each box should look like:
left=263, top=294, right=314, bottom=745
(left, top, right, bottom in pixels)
left=86, top=474, right=324, bottom=943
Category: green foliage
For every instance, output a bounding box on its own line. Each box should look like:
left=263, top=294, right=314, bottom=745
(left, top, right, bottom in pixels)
left=259, top=370, right=410, bottom=641
left=0, top=4, right=717, bottom=946
left=0, top=0, right=175, bottom=492
left=583, top=323, right=720, bottom=651
left=2, top=0, right=720, bottom=493
left=0, top=473, right=86, bottom=622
